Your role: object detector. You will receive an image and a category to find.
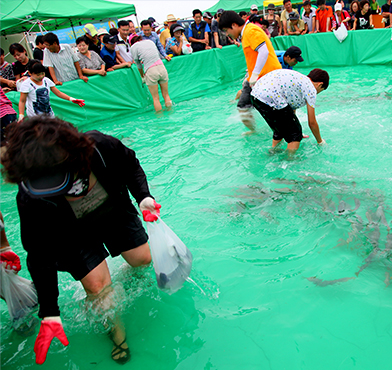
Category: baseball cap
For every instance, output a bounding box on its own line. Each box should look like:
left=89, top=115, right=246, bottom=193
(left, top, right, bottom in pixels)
left=334, top=3, right=342, bottom=11
left=203, top=11, right=213, bottom=19
left=103, top=34, right=117, bottom=44
left=83, top=23, right=98, bottom=37
left=216, top=8, right=225, bottom=14
left=251, top=4, right=258, bottom=10
left=97, top=28, right=109, bottom=37
left=285, top=46, right=304, bottom=62
left=22, top=171, right=74, bottom=198
left=289, top=11, right=300, bottom=20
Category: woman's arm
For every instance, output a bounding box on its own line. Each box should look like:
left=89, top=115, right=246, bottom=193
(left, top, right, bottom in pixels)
left=18, top=92, right=28, bottom=121
left=170, top=39, right=183, bottom=56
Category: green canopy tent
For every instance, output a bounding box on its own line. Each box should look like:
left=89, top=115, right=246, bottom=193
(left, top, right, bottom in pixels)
left=204, top=0, right=303, bottom=15
left=0, top=0, right=136, bottom=36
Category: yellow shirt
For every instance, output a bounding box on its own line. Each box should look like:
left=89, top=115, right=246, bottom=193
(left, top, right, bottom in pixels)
left=241, top=23, right=281, bottom=80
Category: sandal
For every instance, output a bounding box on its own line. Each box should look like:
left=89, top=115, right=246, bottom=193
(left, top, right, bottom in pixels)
left=109, top=331, right=131, bottom=365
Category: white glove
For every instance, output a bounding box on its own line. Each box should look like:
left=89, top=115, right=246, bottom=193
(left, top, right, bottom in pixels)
left=318, top=139, right=327, bottom=146
left=249, top=72, right=259, bottom=87
left=18, top=114, right=24, bottom=122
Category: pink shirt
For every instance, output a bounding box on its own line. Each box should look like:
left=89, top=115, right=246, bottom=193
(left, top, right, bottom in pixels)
left=0, top=87, right=16, bottom=118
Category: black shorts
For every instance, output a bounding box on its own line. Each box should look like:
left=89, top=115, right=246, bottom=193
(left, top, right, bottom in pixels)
left=58, top=209, right=148, bottom=281
left=251, top=97, right=303, bottom=143
left=0, top=113, right=17, bottom=147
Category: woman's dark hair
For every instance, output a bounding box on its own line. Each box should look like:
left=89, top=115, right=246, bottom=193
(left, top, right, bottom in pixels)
left=42, top=32, right=59, bottom=45
left=219, top=11, right=245, bottom=30
left=76, top=36, right=89, bottom=45
left=260, top=20, right=270, bottom=27
left=350, top=0, right=359, bottom=12
left=169, top=23, right=184, bottom=37
left=130, top=35, right=143, bottom=45
left=9, top=43, right=26, bottom=55
left=248, top=14, right=262, bottom=24
left=308, top=68, right=330, bottom=90
left=359, top=0, right=369, bottom=9
left=2, top=116, right=95, bottom=184
left=109, top=27, right=119, bottom=36
left=239, top=11, right=247, bottom=17
left=140, top=20, right=152, bottom=27
left=27, top=59, right=46, bottom=74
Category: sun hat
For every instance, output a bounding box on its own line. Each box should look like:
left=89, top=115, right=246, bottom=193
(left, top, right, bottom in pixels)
left=166, top=14, right=178, bottom=22
left=97, top=28, right=109, bottom=37
left=83, top=23, right=98, bottom=37
left=22, top=171, right=74, bottom=198
left=267, top=4, right=276, bottom=9
left=289, top=11, right=300, bottom=20
left=172, top=25, right=185, bottom=33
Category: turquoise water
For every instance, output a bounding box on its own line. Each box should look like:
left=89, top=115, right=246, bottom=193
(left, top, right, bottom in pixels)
left=1, top=65, right=392, bottom=370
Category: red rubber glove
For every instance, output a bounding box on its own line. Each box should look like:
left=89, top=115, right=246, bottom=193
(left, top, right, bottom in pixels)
left=69, top=98, right=85, bottom=107
left=0, top=250, right=21, bottom=272
left=140, top=198, right=161, bottom=222
left=34, top=318, right=69, bottom=364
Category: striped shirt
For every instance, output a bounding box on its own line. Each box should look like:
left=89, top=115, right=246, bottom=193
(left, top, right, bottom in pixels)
left=43, top=44, right=80, bottom=82
left=77, top=51, right=105, bottom=70
left=0, top=87, right=16, bottom=118
left=131, top=40, right=163, bottom=72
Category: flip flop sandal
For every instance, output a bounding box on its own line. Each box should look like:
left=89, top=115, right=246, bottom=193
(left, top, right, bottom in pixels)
left=111, top=338, right=131, bottom=365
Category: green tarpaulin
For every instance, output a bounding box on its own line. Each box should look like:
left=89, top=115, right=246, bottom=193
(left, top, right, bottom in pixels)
left=0, top=0, right=135, bottom=36
left=204, top=0, right=303, bottom=15
left=6, top=29, right=392, bottom=127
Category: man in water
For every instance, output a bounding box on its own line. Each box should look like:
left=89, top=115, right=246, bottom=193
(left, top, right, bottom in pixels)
left=219, top=10, right=281, bottom=133
left=251, top=68, right=329, bottom=152
left=275, top=46, right=304, bottom=69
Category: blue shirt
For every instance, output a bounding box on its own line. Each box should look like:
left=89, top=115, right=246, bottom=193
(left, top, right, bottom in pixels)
left=137, top=31, right=167, bottom=57
left=165, top=37, right=180, bottom=55
left=188, top=22, right=211, bottom=38
left=100, top=46, right=116, bottom=69
left=275, top=50, right=292, bottom=70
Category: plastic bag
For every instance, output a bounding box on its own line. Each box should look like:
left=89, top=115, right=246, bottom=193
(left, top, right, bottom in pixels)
left=146, top=218, right=192, bottom=294
left=333, top=23, right=348, bottom=43
left=0, top=264, right=38, bottom=321
left=182, top=42, right=193, bottom=55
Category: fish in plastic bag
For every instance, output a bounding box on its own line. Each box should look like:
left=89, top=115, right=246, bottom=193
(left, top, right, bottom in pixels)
left=146, top=217, right=192, bottom=294
left=0, top=264, right=38, bottom=321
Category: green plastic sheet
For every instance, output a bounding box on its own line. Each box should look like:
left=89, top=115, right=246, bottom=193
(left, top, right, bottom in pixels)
left=6, top=29, right=392, bottom=126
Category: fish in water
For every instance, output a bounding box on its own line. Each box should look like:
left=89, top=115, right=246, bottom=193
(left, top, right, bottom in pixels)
left=306, top=276, right=355, bottom=287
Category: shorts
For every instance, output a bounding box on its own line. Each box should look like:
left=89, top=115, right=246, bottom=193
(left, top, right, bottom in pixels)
left=251, top=97, right=303, bottom=143
left=237, top=80, right=252, bottom=109
left=145, top=64, right=169, bottom=86
left=0, top=113, right=17, bottom=147
left=58, top=210, right=149, bottom=280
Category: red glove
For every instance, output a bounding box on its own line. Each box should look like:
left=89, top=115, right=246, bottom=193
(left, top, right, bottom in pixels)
left=34, top=319, right=69, bottom=364
left=141, top=199, right=161, bottom=222
left=0, top=251, right=21, bottom=272
left=69, top=98, right=85, bottom=107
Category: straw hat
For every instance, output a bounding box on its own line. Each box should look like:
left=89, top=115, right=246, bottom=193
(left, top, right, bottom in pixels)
left=166, top=14, right=178, bottom=22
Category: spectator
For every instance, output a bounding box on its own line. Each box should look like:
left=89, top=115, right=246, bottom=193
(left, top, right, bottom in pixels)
left=33, top=35, right=45, bottom=62
left=43, top=32, right=88, bottom=85
left=18, top=60, right=84, bottom=122
left=212, top=9, right=227, bottom=49
left=97, top=28, right=109, bottom=45
left=0, top=87, right=17, bottom=150
left=281, top=0, right=300, bottom=35
left=354, top=0, right=374, bottom=28
left=250, top=4, right=259, bottom=15
left=9, top=43, right=30, bottom=81
left=250, top=69, right=329, bottom=152
left=332, top=3, right=350, bottom=30
left=148, top=17, right=159, bottom=32
left=381, top=0, right=391, bottom=27
left=0, top=48, right=16, bottom=90
left=249, top=15, right=272, bottom=37
left=288, top=11, right=308, bottom=34
left=160, top=15, right=178, bottom=46
left=369, top=0, right=380, bottom=14
left=348, top=0, right=360, bottom=29
left=219, top=11, right=281, bottom=133
left=266, top=4, right=281, bottom=37
left=128, top=20, right=138, bottom=42
left=302, top=1, right=317, bottom=33
left=203, top=12, right=214, bottom=47
left=76, top=36, right=109, bottom=76
left=130, top=36, right=171, bottom=112
left=315, top=0, right=333, bottom=32
left=138, top=20, right=171, bottom=61
left=165, top=24, right=186, bottom=56
left=188, top=9, right=211, bottom=52
left=83, top=24, right=102, bottom=55
left=109, top=28, right=119, bottom=43
left=275, top=46, right=304, bottom=69
left=100, top=35, right=132, bottom=71
left=239, top=11, right=248, bottom=21
left=115, top=20, right=134, bottom=64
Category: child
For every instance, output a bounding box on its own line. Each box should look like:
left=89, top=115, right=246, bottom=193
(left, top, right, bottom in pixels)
left=18, top=60, right=85, bottom=122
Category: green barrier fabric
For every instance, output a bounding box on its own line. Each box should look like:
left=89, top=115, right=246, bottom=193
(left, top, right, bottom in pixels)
left=7, top=29, right=391, bottom=126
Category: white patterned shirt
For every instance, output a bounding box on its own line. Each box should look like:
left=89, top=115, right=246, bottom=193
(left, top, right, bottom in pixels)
left=43, top=44, right=80, bottom=82
left=251, top=69, right=317, bottom=110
